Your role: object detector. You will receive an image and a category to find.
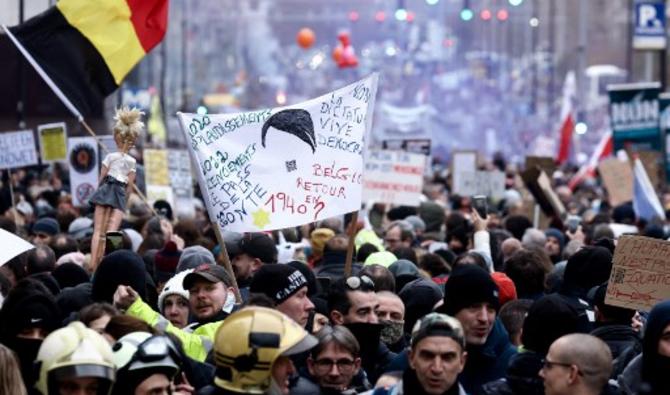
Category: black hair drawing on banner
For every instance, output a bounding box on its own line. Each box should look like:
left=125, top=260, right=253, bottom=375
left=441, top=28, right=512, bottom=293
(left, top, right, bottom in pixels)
left=261, top=109, right=316, bottom=153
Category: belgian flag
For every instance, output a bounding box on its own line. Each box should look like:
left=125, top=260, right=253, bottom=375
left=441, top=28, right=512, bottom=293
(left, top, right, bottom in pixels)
left=6, top=0, right=168, bottom=117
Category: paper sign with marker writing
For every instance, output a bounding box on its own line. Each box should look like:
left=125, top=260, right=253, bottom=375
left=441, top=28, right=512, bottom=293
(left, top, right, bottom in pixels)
left=605, top=235, right=670, bottom=312
left=178, top=74, right=378, bottom=232
left=38, top=123, right=67, bottom=163
left=363, top=150, right=425, bottom=206
left=598, top=158, right=633, bottom=207
left=0, top=130, right=38, bottom=169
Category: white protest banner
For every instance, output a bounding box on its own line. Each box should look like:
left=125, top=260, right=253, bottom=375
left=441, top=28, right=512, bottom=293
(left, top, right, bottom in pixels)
left=0, top=130, right=38, bottom=169
left=363, top=150, right=425, bottom=206
left=68, top=137, right=99, bottom=207
left=451, top=151, right=477, bottom=196
left=605, top=235, right=670, bottom=312
left=169, top=149, right=195, bottom=218
left=178, top=74, right=378, bottom=232
left=0, top=228, right=34, bottom=266
left=38, top=123, right=67, bottom=163
left=454, top=170, right=506, bottom=199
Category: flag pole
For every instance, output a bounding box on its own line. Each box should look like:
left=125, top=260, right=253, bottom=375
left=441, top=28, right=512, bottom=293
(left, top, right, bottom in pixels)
left=3, top=25, right=157, bottom=215
left=344, top=211, right=359, bottom=277
left=211, top=225, right=242, bottom=303
left=2, top=25, right=83, bottom=121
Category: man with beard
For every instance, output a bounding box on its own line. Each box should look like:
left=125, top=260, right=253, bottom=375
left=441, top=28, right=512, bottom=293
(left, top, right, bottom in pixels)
left=293, top=325, right=370, bottom=394
left=327, top=275, right=395, bottom=383
left=115, top=264, right=236, bottom=362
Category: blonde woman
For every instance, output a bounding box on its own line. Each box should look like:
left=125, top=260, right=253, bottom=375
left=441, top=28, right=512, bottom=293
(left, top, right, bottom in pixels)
left=89, top=107, right=143, bottom=269
left=0, top=344, right=27, bottom=395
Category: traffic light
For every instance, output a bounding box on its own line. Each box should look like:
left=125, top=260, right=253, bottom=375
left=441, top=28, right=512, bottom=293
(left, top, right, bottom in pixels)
left=497, top=9, right=509, bottom=21
left=480, top=8, right=492, bottom=21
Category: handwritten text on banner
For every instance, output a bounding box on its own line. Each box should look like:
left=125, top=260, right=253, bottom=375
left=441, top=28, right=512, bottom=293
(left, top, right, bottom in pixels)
left=178, top=75, right=378, bottom=232
left=605, top=235, right=670, bottom=312
left=0, top=130, right=38, bottom=170
left=363, top=150, right=426, bottom=206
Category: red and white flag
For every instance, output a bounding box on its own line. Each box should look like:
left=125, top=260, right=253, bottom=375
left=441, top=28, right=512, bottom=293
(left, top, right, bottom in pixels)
left=568, top=131, right=613, bottom=190
left=556, top=71, right=577, bottom=164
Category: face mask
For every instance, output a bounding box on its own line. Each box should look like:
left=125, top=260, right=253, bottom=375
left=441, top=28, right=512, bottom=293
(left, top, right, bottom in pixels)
left=380, top=320, right=405, bottom=345
left=222, top=291, right=236, bottom=314
left=9, top=337, right=43, bottom=388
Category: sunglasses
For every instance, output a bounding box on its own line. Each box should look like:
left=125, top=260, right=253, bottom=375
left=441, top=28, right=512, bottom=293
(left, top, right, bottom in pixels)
left=345, top=275, right=375, bottom=291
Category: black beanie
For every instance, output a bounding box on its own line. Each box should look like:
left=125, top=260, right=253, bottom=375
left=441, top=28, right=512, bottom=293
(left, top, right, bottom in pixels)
left=287, top=260, right=318, bottom=297
left=399, top=278, right=444, bottom=334
left=0, top=279, right=60, bottom=340
left=249, top=264, right=308, bottom=305
left=563, top=246, right=612, bottom=296
left=521, top=294, right=581, bottom=355
left=439, top=265, right=499, bottom=316
left=52, top=263, right=90, bottom=289
left=92, top=250, right=148, bottom=303
left=29, top=272, right=61, bottom=296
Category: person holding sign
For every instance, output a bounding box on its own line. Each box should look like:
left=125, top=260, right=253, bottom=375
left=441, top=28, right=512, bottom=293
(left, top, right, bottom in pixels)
left=89, top=107, right=142, bottom=269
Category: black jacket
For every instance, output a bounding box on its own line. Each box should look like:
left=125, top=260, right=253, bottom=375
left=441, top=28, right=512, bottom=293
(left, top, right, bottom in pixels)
left=591, top=324, right=642, bottom=378
left=314, top=252, right=362, bottom=281
left=480, top=351, right=544, bottom=395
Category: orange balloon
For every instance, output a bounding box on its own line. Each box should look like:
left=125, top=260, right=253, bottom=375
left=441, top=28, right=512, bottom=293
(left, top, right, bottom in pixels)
left=332, top=45, right=344, bottom=62
left=297, top=28, right=316, bottom=49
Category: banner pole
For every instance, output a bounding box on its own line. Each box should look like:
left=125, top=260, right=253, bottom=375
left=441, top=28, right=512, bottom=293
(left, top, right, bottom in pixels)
left=344, top=211, right=359, bottom=277
left=211, top=224, right=242, bottom=303
left=7, top=169, right=17, bottom=227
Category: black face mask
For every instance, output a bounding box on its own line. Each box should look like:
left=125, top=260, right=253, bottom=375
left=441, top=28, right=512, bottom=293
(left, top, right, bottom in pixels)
left=344, top=323, right=383, bottom=374
left=8, top=337, right=43, bottom=389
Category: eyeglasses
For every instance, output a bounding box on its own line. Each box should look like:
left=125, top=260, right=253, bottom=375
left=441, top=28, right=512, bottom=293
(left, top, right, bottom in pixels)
left=345, top=275, right=375, bottom=291
left=313, top=358, right=356, bottom=373
left=542, top=359, right=583, bottom=376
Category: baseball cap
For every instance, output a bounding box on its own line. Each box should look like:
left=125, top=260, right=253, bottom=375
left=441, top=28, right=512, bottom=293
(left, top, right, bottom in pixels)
left=238, top=233, right=277, bottom=263
left=183, top=264, right=232, bottom=289
left=411, top=312, right=465, bottom=349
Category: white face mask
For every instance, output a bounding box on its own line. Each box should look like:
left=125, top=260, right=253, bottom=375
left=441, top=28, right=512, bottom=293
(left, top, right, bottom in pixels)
left=222, top=291, right=236, bottom=313
left=267, top=378, right=285, bottom=395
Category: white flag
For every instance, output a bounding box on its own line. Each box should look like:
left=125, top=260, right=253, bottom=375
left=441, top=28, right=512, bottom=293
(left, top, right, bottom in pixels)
left=178, top=74, right=378, bottom=233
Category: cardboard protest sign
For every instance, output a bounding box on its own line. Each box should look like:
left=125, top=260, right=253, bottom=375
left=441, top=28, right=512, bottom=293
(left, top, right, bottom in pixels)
left=521, top=166, right=566, bottom=219
left=525, top=156, right=556, bottom=176
left=363, top=150, right=426, bottom=206
left=178, top=74, right=378, bottom=232
left=0, top=130, right=38, bottom=169
left=168, top=149, right=195, bottom=218
left=454, top=171, right=506, bottom=199
left=144, top=149, right=171, bottom=206
left=598, top=158, right=633, bottom=206
left=68, top=137, right=99, bottom=206
left=605, top=235, right=670, bottom=312
left=0, top=228, right=34, bottom=266
left=38, top=123, right=67, bottom=163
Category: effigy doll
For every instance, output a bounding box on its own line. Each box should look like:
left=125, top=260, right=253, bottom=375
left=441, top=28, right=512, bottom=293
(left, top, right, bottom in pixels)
left=89, top=107, right=142, bottom=270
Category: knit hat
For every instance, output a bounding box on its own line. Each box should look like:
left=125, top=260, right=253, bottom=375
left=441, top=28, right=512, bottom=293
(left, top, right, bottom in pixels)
left=32, top=217, right=60, bottom=236
left=389, top=259, right=421, bottom=292
left=310, top=228, right=335, bottom=259
left=521, top=294, right=581, bottom=355
left=158, top=270, right=192, bottom=314
left=286, top=261, right=318, bottom=297
left=176, top=246, right=216, bottom=272
left=405, top=215, right=426, bottom=233
left=29, top=273, right=61, bottom=296
left=92, top=250, right=148, bottom=304
left=52, top=262, right=90, bottom=289
left=419, top=201, right=445, bottom=233
left=0, top=281, right=60, bottom=339
left=364, top=251, right=397, bottom=268
left=563, top=246, right=613, bottom=296
left=68, top=217, right=93, bottom=240
left=491, top=272, right=517, bottom=306
left=249, top=264, right=308, bottom=305
left=121, top=228, right=143, bottom=253
left=411, top=313, right=465, bottom=349
left=544, top=228, right=566, bottom=250
left=238, top=233, right=277, bottom=263
left=183, top=264, right=233, bottom=289
left=56, top=252, right=86, bottom=267
left=398, top=278, right=444, bottom=334
left=154, top=241, right=182, bottom=283
left=439, top=265, right=499, bottom=316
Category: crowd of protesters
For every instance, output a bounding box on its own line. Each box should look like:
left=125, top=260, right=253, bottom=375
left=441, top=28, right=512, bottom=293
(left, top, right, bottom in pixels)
left=0, top=155, right=669, bottom=395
